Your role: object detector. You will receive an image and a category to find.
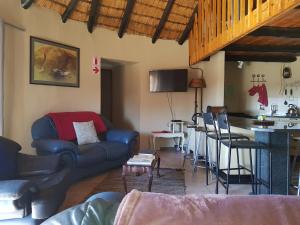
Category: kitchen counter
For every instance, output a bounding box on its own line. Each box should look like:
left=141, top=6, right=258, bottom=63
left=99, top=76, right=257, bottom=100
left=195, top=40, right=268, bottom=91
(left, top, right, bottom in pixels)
left=229, top=116, right=300, bottom=132
left=228, top=112, right=300, bottom=119
left=228, top=116, right=298, bottom=195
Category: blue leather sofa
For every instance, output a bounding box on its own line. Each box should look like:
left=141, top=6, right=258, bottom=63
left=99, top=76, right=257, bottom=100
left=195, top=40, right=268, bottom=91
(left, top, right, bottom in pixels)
left=0, top=136, right=71, bottom=225
left=41, top=192, right=125, bottom=225
left=31, top=114, right=139, bottom=181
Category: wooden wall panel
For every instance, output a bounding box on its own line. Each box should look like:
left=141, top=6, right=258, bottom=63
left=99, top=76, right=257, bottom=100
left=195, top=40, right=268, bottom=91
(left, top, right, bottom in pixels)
left=189, top=0, right=300, bottom=65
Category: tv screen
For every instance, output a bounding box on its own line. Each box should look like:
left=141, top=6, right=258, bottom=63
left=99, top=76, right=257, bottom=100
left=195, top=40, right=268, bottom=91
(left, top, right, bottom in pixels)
left=149, top=69, right=188, bottom=92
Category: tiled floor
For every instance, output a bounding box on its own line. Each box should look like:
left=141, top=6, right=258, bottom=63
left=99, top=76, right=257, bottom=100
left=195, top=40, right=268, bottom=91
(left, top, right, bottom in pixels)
left=60, top=148, right=253, bottom=210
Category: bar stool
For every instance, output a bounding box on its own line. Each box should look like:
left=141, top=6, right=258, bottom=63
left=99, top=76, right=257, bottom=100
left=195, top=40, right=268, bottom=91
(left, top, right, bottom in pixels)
left=291, top=137, right=300, bottom=194
left=216, top=113, right=268, bottom=194
left=202, top=112, right=249, bottom=193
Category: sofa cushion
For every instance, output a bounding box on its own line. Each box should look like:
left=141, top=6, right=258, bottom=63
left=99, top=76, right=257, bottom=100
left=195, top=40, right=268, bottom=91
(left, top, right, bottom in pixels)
left=99, top=142, right=129, bottom=161
left=41, top=198, right=120, bottom=225
left=73, top=121, right=100, bottom=145
left=77, top=143, right=107, bottom=167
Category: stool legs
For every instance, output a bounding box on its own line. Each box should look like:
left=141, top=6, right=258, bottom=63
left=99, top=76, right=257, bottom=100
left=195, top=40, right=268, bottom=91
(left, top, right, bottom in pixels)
left=236, top=148, right=241, bottom=183
left=249, top=148, right=255, bottom=194
left=226, top=147, right=232, bottom=194
left=205, top=136, right=209, bottom=185
left=148, top=167, right=153, bottom=192
left=215, top=140, right=221, bottom=194
left=122, top=166, right=128, bottom=194
left=292, top=142, right=300, bottom=175
left=157, top=156, right=161, bottom=177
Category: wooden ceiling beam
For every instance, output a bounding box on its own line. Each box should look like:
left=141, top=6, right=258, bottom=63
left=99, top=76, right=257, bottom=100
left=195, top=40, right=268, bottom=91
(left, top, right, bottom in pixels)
left=62, top=0, right=79, bottom=23
left=87, top=0, right=100, bottom=33
left=178, top=4, right=198, bottom=45
left=225, top=44, right=300, bottom=53
left=118, top=0, right=136, bottom=38
left=21, top=0, right=34, bottom=9
left=225, top=55, right=297, bottom=62
left=249, top=26, right=300, bottom=39
left=152, top=0, right=175, bottom=44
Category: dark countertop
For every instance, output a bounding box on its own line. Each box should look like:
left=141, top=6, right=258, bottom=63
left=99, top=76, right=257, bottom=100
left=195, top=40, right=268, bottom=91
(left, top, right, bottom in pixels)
left=228, top=112, right=300, bottom=119
left=229, top=116, right=300, bottom=132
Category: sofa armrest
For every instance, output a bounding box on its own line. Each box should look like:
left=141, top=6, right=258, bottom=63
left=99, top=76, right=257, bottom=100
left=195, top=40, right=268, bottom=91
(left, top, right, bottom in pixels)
left=0, top=180, right=36, bottom=201
left=17, top=154, right=61, bottom=177
left=106, top=129, right=138, bottom=145
left=31, top=139, right=78, bottom=168
left=0, top=180, right=37, bottom=220
left=32, top=139, right=78, bottom=154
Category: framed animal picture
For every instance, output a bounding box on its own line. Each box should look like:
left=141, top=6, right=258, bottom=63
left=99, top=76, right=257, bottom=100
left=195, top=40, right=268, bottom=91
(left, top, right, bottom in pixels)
left=30, top=37, right=80, bottom=87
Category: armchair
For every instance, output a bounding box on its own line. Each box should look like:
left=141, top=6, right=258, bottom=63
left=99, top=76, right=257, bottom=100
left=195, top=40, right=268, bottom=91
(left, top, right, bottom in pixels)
left=0, top=137, right=71, bottom=225
left=31, top=113, right=139, bottom=181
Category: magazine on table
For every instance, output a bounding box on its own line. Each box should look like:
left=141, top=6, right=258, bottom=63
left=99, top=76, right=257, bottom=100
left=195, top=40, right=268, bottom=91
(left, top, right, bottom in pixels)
left=127, top=154, right=155, bottom=166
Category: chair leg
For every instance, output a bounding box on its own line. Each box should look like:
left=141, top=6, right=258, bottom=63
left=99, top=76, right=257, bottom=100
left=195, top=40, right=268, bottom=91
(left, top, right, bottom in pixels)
left=255, top=149, right=258, bottom=194
left=226, top=147, right=232, bottom=194
left=292, top=142, right=300, bottom=176
left=215, top=140, right=220, bottom=194
left=205, top=136, right=209, bottom=185
left=298, top=169, right=300, bottom=196
left=249, top=148, right=255, bottom=194
left=236, top=148, right=241, bottom=183
left=269, top=151, right=272, bottom=194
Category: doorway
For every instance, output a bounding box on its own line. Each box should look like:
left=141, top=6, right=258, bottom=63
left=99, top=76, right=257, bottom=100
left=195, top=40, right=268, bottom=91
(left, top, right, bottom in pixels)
left=101, top=69, right=112, bottom=121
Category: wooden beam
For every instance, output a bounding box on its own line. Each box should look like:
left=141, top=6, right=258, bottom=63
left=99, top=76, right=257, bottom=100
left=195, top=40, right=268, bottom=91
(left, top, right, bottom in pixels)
left=225, top=55, right=297, bottom=62
left=87, top=0, right=100, bottom=33
left=250, top=26, right=300, bottom=39
left=152, top=0, right=175, bottom=44
left=21, top=0, right=33, bottom=9
left=178, top=4, right=198, bottom=45
left=118, top=0, right=136, bottom=38
left=62, top=0, right=79, bottom=23
left=225, top=45, right=300, bottom=53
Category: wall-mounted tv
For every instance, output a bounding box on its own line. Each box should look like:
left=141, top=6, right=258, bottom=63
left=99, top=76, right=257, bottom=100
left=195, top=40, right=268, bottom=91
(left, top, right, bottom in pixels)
left=149, top=69, right=188, bottom=92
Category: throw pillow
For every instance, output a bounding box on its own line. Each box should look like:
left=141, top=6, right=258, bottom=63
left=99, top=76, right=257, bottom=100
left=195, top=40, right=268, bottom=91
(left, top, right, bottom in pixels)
left=73, top=121, right=100, bottom=145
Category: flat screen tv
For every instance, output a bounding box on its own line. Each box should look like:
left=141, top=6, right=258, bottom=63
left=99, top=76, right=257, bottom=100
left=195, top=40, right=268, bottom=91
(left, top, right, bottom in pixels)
left=149, top=69, right=188, bottom=92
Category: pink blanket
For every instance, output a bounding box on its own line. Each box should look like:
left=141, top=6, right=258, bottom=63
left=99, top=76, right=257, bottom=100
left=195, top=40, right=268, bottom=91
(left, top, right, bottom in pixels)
left=114, top=190, right=300, bottom=225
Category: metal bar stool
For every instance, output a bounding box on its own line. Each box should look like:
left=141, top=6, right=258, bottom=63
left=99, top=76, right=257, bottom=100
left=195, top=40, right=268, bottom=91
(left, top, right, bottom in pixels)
left=202, top=112, right=249, bottom=193
left=291, top=137, right=300, bottom=194
left=216, top=113, right=268, bottom=194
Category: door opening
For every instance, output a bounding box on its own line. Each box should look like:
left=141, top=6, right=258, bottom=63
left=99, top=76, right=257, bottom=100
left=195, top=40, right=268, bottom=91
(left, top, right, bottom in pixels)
left=101, top=69, right=112, bottom=121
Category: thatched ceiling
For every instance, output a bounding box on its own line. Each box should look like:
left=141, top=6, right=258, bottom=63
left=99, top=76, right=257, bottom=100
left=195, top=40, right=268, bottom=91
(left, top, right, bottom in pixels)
left=22, top=0, right=198, bottom=44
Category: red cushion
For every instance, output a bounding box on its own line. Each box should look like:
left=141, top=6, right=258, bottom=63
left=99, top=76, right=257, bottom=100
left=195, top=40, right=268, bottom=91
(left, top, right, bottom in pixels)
left=48, top=112, right=107, bottom=141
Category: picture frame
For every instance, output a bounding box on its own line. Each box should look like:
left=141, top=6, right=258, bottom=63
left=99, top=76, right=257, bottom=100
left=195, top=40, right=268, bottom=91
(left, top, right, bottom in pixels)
left=30, top=36, right=80, bottom=87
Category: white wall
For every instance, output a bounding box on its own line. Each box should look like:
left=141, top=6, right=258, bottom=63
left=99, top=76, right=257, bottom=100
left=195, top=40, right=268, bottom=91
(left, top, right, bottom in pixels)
left=112, top=51, right=226, bottom=149
left=0, top=1, right=190, bottom=153
left=0, top=2, right=228, bottom=153
left=0, top=18, right=3, bottom=135
left=194, top=51, right=226, bottom=110
left=225, top=57, right=300, bottom=116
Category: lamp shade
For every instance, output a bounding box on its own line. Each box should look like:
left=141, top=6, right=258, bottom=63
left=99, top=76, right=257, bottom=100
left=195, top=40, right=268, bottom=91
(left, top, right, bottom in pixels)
left=189, top=78, right=206, bottom=88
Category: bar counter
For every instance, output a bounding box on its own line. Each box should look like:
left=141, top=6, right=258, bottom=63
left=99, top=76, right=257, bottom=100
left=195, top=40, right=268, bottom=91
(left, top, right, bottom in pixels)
left=229, top=116, right=299, bottom=195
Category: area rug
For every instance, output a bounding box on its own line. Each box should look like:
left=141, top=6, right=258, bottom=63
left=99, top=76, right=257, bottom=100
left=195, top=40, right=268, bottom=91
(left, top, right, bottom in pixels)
left=88, top=168, right=186, bottom=196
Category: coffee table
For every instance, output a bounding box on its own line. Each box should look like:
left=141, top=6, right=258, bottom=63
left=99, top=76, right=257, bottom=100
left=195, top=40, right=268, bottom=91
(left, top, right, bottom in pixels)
left=122, top=151, right=160, bottom=193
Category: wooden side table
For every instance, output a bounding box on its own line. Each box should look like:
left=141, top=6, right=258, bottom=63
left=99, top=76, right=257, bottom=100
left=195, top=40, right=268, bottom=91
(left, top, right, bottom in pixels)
left=122, top=151, right=160, bottom=193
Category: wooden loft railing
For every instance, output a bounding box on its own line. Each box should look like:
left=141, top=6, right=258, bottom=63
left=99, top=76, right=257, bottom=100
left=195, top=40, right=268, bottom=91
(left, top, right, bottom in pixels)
left=189, top=0, right=300, bottom=65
